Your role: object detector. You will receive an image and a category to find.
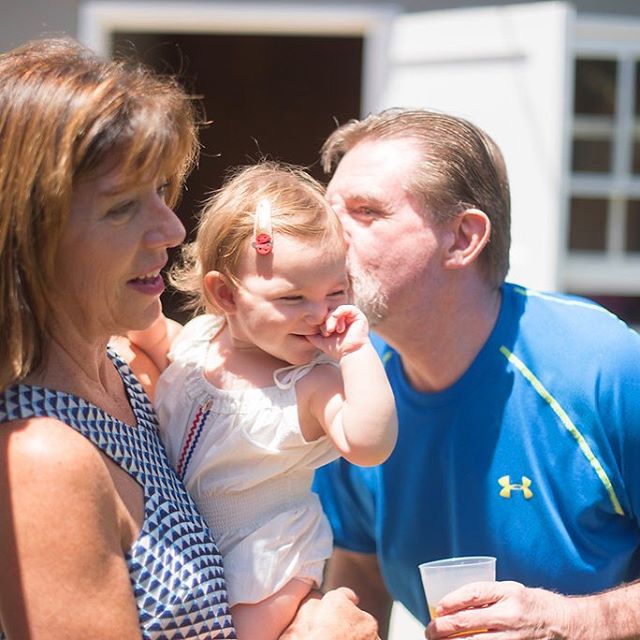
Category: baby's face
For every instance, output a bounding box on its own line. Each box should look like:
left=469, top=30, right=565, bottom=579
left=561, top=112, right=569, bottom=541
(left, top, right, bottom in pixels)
left=228, top=233, right=350, bottom=365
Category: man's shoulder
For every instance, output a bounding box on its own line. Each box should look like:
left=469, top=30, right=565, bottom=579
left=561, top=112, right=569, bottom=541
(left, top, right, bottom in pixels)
left=507, top=283, right=634, bottom=336
left=506, top=282, right=640, bottom=372
left=370, top=332, right=395, bottom=361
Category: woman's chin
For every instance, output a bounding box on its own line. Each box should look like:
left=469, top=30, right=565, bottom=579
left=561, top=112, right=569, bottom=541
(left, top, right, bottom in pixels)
left=127, top=299, right=163, bottom=332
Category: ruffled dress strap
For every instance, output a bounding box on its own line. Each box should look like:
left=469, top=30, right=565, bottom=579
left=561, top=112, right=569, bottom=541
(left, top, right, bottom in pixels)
left=169, top=314, right=225, bottom=365
left=273, top=353, right=339, bottom=390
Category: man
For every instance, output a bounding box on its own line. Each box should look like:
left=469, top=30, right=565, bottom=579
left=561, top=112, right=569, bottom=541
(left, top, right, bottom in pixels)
left=314, top=108, right=640, bottom=639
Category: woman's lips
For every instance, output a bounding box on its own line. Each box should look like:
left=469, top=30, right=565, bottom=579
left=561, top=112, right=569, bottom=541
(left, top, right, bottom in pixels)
left=128, top=272, right=164, bottom=295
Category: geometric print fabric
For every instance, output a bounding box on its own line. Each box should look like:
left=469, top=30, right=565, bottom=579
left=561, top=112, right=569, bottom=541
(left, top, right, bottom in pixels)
left=0, top=348, right=236, bottom=639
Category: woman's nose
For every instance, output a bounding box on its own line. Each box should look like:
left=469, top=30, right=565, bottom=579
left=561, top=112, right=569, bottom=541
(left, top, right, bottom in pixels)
left=145, top=203, right=186, bottom=249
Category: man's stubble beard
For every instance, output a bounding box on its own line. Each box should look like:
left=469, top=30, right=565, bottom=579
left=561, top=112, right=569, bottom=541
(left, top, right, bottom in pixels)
left=348, top=261, right=389, bottom=328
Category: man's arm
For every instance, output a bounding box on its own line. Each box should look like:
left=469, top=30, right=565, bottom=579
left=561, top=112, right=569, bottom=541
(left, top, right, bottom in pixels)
left=426, top=580, right=640, bottom=639
left=324, top=548, right=393, bottom=640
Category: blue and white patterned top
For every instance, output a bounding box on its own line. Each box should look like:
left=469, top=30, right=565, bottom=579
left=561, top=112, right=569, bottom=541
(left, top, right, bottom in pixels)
left=0, top=348, right=237, bottom=639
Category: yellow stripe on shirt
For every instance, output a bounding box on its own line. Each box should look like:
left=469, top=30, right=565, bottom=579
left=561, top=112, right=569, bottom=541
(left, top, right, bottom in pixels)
left=500, top=346, right=624, bottom=516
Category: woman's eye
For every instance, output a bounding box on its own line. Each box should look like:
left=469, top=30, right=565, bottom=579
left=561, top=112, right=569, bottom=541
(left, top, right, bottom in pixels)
left=280, top=295, right=303, bottom=302
left=157, top=181, right=171, bottom=200
left=107, top=200, right=136, bottom=220
left=329, top=290, right=347, bottom=298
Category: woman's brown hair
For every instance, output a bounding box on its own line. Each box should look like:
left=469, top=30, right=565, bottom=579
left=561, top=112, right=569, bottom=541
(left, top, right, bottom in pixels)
left=0, top=37, right=200, bottom=389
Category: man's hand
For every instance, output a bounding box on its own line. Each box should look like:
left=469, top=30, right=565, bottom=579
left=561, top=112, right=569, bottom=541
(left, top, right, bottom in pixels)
left=280, top=587, right=380, bottom=640
left=424, top=577, right=640, bottom=640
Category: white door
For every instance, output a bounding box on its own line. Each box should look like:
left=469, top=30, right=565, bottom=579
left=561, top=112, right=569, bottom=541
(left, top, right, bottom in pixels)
left=378, top=1, right=575, bottom=291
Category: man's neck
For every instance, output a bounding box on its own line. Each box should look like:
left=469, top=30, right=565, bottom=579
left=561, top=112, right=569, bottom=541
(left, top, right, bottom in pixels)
left=377, top=277, right=503, bottom=393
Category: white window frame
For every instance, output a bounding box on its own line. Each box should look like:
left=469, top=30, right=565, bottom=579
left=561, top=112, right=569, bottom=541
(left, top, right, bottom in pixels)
left=77, top=1, right=396, bottom=117
left=564, top=14, right=640, bottom=295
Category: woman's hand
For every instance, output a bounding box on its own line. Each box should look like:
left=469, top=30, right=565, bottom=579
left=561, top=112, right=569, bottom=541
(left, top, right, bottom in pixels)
left=280, top=587, right=379, bottom=640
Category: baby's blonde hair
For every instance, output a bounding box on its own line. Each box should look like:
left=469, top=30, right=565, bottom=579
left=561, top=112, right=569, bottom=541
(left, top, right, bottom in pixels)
left=172, top=161, right=346, bottom=314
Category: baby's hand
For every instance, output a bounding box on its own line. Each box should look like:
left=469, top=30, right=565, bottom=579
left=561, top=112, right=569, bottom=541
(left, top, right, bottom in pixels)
left=306, top=304, right=370, bottom=360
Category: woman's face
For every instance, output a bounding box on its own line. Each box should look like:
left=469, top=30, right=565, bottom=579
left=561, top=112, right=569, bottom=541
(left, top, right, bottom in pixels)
left=53, top=165, right=185, bottom=340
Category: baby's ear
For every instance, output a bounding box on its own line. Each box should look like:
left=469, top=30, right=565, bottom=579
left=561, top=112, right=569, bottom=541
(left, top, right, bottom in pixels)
left=204, top=271, right=237, bottom=313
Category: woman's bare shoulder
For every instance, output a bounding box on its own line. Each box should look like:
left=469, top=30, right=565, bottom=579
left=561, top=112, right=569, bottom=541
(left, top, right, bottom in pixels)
left=0, top=417, right=141, bottom=638
left=0, top=416, right=118, bottom=511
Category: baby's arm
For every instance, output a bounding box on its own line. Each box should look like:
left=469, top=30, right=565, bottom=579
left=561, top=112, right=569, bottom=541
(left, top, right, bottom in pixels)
left=232, top=577, right=312, bottom=640
left=127, top=313, right=183, bottom=373
left=305, top=305, right=398, bottom=467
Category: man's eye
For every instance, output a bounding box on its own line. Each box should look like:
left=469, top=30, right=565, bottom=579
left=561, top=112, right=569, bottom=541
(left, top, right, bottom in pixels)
left=352, top=206, right=378, bottom=218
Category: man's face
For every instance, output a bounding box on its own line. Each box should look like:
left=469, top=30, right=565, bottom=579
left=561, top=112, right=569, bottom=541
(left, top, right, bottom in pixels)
left=326, top=137, right=447, bottom=326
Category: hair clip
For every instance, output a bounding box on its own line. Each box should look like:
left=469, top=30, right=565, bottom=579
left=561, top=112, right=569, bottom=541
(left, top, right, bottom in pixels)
left=252, top=198, right=273, bottom=255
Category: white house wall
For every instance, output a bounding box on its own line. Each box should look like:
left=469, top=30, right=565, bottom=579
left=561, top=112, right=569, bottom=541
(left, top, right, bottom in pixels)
left=378, top=2, right=574, bottom=291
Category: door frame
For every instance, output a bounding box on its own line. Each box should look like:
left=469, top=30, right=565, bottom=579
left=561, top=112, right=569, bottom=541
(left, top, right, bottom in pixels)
left=78, top=1, right=397, bottom=115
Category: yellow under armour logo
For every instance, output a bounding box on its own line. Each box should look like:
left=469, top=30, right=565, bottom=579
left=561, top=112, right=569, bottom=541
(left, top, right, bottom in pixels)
left=498, top=475, right=533, bottom=500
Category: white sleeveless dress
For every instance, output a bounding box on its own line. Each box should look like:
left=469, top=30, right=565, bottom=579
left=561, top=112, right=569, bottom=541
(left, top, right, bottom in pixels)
left=155, top=315, right=340, bottom=606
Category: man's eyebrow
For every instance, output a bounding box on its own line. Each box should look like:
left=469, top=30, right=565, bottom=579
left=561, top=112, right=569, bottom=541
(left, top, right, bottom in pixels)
left=342, top=191, right=386, bottom=207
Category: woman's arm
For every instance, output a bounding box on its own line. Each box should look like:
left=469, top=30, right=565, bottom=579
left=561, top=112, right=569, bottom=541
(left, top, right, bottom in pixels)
left=324, top=549, right=393, bottom=640
left=0, top=418, right=142, bottom=639
left=305, top=305, right=398, bottom=466
left=279, top=587, right=379, bottom=640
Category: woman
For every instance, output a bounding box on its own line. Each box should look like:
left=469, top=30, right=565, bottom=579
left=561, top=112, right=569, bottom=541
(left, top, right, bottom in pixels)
left=0, top=37, right=378, bottom=640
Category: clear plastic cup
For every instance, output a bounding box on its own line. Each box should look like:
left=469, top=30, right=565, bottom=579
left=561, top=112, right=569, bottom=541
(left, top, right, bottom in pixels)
left=419, top=556, right=496, bottom=620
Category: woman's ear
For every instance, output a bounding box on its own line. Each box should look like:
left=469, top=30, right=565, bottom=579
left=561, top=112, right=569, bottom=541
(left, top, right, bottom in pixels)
left=203, top=271, right=237, bottom=313
left=443, top=208, right=491, bottom=270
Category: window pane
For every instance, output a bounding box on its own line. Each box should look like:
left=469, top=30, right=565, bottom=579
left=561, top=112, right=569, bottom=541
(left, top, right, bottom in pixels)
left=635, top=60, right=640, bottom=116
left=583, top=294, right=640, bottom=325
left=634, top=61, right=640, bottom=174
left=626, top=200, right=640, bottom=252
left=633, top=141, right=640, bottom=176
left=572, top=138, right=612, bottom=173
left=569, top=198, right=608, bottom=251
left=574, top=59, right=617, bottom=116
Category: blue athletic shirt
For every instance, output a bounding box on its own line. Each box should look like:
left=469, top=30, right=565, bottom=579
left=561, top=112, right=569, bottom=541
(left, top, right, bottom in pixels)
left=314, top=283, right=640, bottom=625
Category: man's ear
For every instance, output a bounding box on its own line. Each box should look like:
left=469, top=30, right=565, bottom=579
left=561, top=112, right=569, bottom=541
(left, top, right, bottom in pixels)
left=203, top=270, right=237, bottom=313
left=443, top=208, right=491, bottom=270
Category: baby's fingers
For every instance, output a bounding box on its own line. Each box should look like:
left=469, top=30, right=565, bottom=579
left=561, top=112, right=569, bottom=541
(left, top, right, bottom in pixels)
left=322, top=315, right=337, bottom=336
